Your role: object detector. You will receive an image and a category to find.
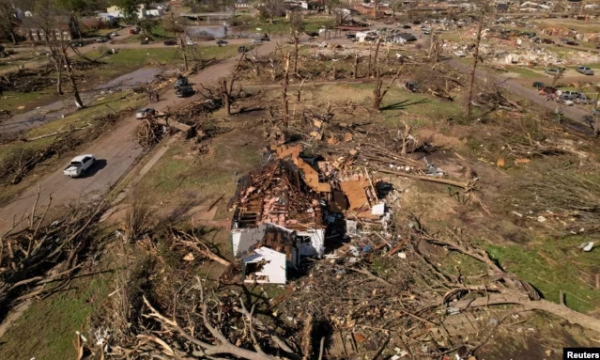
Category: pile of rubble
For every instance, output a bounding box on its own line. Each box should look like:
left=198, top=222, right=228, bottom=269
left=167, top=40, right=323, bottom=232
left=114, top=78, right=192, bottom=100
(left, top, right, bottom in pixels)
left=226, top=123, right=468, bottom=284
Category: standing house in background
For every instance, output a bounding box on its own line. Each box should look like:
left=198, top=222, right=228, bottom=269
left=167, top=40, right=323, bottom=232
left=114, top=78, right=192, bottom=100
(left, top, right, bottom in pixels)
left=16, top=15, right=79, bottom=42
left=106, top=3, right=167, bottom=19
left=230, top=160, right=326, bottom=284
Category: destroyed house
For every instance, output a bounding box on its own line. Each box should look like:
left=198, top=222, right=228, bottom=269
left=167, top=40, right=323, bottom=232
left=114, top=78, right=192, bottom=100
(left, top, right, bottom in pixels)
left=230, top=160, right=326, bottom=284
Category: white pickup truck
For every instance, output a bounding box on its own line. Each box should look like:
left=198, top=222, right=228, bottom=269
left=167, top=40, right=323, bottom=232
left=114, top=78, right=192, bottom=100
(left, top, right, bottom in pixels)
left=63, top=154, right=95, bottom=178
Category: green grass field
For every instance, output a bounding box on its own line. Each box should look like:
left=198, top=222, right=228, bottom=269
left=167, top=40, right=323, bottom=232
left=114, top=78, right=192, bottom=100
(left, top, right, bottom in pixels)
left=90, top=45, right=240, bottom=66
left=488, top=236, right=600, bottom=313
left=0, top=91, right=54, bottom=114
left=508, top=66, right=543, bottom=78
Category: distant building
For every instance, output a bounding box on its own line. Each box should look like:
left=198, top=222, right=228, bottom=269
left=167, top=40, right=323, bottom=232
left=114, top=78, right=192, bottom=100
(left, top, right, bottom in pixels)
left=106, top=5, right=127, bottom=18
left=80, top=16, right=118, bottom=31
left=106, top=3, right=166, bottom=19
left=16, top=15, right=79, bottom=42
left=235, top=3, right=250, bottom=10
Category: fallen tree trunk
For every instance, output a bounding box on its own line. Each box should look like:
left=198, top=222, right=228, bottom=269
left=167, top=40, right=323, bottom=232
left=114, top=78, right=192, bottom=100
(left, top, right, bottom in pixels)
left=449, top=293, right=600, bottom=334
left=22, top=123, right=92, bottom=142
left=377, top=169, right=473, bottom=189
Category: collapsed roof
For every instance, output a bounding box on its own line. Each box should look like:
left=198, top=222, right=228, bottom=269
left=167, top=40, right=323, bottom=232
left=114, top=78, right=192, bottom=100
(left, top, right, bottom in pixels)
left=231, top=159, right=324, bottom=231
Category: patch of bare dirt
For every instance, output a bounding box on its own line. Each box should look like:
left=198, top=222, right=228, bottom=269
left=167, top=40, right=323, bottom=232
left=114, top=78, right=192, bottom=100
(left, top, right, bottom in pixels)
left=416, top=127, right=467, bottom=150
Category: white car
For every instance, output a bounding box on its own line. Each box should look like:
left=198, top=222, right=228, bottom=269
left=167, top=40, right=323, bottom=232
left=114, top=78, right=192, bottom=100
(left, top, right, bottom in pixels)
left=64, top=154, right=95, bottom=178
left=136, top=108, right=156, bottom=119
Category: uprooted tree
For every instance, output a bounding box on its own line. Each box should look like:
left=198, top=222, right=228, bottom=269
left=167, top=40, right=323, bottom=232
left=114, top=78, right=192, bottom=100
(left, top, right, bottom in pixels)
left=81, top=204, right=600, bottom=360
left=0, top=194, right=105, bottom=317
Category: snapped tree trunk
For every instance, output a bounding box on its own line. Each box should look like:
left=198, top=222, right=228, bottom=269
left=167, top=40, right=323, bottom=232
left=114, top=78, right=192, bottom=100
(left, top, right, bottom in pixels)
left=180, top=35, right=188, bottom=72
left=466, top=19, right=482, bottom=119
left=400, top=123, right=411, bottom=156
left=372, top=38, right=382, bottom=78
left=293, top=35, right=299, bottom=74
left=353, top=52, right=359, bottom=79
left=372, top=78, right=383, bottom=110
left=367, top=45, right=372, bottom=78
left=55, top=60, right=63, bottom=95
left=222, top=79, right=231, bottom=116
left=372, top=67, right=402, bottom=111
left=282, top=55, right=290, bottom=128
left=60, top=46, right=83, bottom=108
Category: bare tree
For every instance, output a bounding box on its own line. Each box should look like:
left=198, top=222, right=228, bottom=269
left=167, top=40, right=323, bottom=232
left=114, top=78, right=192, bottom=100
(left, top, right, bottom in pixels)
left=33, top=2, right=83, bottom=107
left=323, top=0, right=340, bottom=15
left=60, top=43, right=84, bottom=108
left=219, top=52, right=247, bottom=116
left=259, top=0, right=284, bottom=24
left=180, top=32, right=188, bottom=72
left=371, top=38, right=402, bottom=110
left=372, top=68, right=402, bottom=110
left=0, top=0, right=18, bottom=44
left=466, top=19, right=482, bottom=119
left=353, top=51, right=360, bottom=79
left=282, top=53, right=291, bottom=128
left=551, top=69, right=564, bottom=87
left=289, top=12, right=304, bottom=75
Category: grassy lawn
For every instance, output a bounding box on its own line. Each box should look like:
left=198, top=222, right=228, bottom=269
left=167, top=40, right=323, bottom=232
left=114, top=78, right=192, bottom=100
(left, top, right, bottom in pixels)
left=508, top=66, right=543, bottom=78
left=488, top=236, right=600, bottom=313
left=138, top=129, right=263, bottom=220
left=97, top=47, right=182, bottom=65
left=304, top=17, right=335, bottom=32
left=0, top=91, right=55, bottom=114
left=0, top=271, right=113, bottom=360
left=0, top=239, right=115, bottom=360
left=91, top=45, right=240, bottom=66
left=346, top=83, right=463, bottom=127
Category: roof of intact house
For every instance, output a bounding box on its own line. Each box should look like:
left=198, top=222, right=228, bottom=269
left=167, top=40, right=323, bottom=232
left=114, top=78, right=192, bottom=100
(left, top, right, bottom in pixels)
left=231, top=159, right=324, bottom=231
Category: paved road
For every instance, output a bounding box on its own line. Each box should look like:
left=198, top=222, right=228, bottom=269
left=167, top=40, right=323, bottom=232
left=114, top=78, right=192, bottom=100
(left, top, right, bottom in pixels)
left=0, top=40, right=279, bottom=234
left=447, top=59, right=591, bottom=125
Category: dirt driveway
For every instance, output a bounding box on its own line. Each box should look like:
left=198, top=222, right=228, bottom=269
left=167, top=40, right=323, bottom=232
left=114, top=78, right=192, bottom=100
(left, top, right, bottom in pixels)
left=0, top=40, right=279, bottom=234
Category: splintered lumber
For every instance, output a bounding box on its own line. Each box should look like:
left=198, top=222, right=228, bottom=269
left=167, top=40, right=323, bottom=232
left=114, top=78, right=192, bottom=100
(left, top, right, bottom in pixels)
left=377, top=169, right=472, bottom=189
